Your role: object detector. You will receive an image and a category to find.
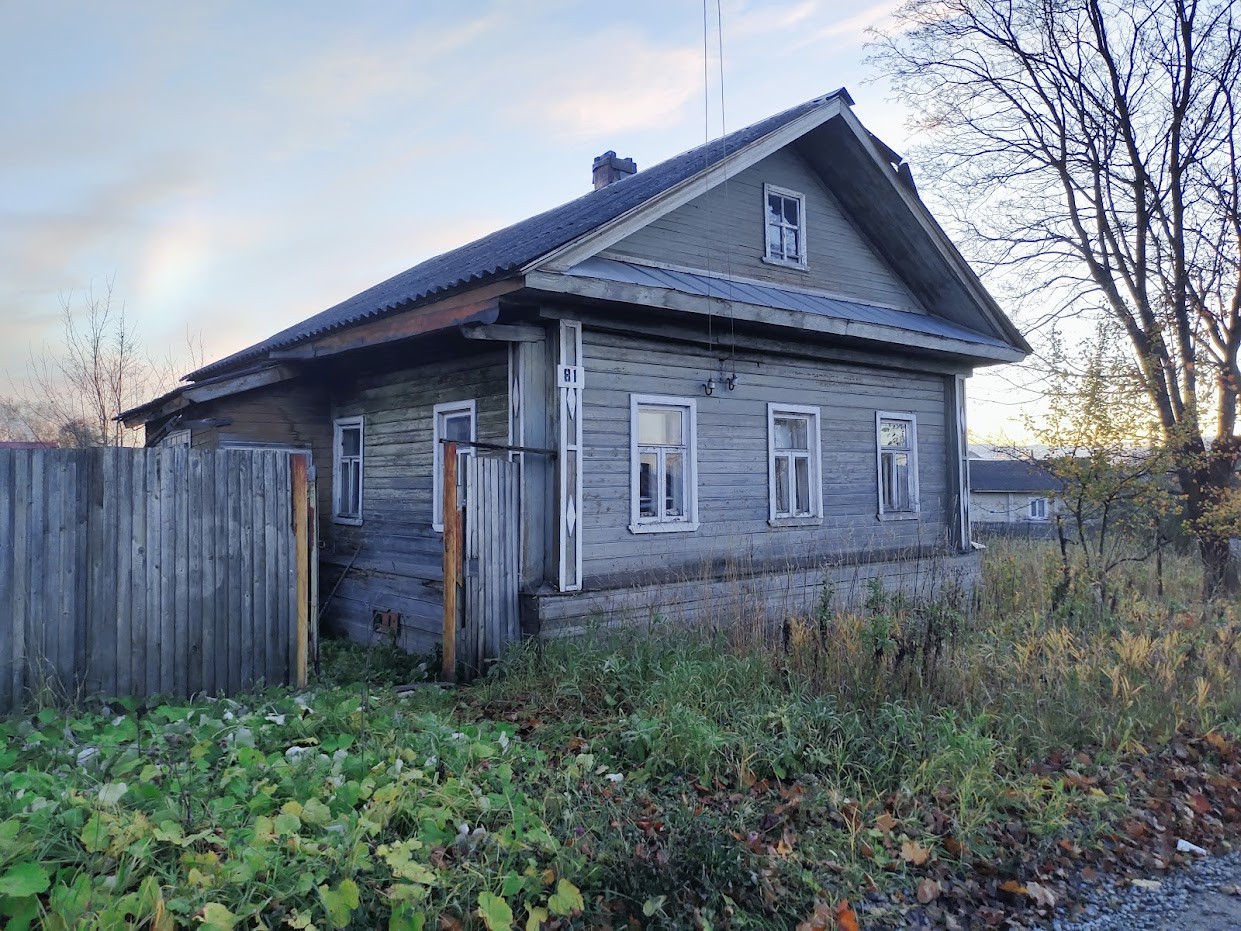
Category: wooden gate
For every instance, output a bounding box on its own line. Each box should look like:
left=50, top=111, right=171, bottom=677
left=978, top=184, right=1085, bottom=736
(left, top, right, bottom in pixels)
left=440, top=445, right=521, bottom=680
left=460, top=456, right=521, bottom=678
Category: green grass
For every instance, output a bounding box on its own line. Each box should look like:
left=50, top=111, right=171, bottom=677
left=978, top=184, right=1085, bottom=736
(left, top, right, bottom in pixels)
left=1, top=539, right=1239, bottom=929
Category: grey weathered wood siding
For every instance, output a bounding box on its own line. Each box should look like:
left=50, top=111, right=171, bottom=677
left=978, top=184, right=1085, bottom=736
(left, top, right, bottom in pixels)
left=533, top=549, right=982, bottom=637
left=575, top=328, right=951, bottom=586
left=323, top=347, right=509, bottom=653
left=182, top=382, right=332, bottom=537
left=0, top=448, right=302, bottom=712
left=602, top=147, right=925, bottom=312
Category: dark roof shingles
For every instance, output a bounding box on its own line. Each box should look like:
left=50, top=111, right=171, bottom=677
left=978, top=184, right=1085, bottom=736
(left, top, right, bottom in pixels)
left=190, top=92, right=844, bottom=380
left=970, top=459, right=1062, bottom=493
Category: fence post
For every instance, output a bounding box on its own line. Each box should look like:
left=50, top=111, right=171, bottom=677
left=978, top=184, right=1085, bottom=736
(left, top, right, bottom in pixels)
left=442, top=441, right=460, bottom=681
left=292, top=455, right=309, bottom=688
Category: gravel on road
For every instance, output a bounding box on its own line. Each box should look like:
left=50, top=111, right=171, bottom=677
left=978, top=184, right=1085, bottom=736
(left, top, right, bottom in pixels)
left=1053, top=848, right=1241, bottom=931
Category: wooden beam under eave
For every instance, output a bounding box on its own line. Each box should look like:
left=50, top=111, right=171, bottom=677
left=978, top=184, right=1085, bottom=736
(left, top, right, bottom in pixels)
left=279, top=280, right=524, bottom=361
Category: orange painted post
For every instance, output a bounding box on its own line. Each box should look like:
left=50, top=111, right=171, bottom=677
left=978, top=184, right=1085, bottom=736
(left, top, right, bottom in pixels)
left=291, top=455, right=309, bottom=688
left=441, top=441, right=459, bottom=681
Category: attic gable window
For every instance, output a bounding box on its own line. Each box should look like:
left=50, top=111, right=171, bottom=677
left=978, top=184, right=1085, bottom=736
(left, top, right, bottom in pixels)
left=763, top=183, right=807, bottom=268
left=333, top=416, right=364, bottom=525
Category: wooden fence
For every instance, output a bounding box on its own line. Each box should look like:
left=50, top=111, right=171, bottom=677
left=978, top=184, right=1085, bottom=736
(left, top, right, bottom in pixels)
left=0, top=447, right=311, bottom=713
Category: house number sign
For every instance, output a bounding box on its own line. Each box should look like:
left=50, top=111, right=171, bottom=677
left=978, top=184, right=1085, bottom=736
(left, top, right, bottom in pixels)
left=556, top=365, right=584, bottom=389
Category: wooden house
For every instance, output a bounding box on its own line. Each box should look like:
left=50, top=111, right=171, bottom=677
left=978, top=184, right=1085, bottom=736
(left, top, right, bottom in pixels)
left=122, top=89, right=1029, bottom=655
left=970, top=458, right=1064, bottom=536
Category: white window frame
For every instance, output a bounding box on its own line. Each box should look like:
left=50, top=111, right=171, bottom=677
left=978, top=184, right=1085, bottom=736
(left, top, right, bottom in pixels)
left=433, top=399, right=476, bottom=533
left=332, top=416, right=364, bottom=525
left=767, top=403, right=823, bottom=525
left=1029, top=496, right=1049, bottom=521
left=762, top=182, right=808, bottom=269
left=629, top=394, right=699, bottom=534
left=875, top=411, right=920, bottom=520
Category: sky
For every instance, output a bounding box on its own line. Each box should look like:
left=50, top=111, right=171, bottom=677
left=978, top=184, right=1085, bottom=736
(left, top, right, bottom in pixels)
left=0, top=0, right=1038, bottom=439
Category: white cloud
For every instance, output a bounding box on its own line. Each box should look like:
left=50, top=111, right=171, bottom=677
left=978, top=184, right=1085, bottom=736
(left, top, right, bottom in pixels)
left=521, top=32, right=702, bottom=138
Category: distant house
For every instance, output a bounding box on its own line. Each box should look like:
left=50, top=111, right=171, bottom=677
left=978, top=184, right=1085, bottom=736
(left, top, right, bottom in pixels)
left=122, top=89, right=1029, bottom=653
left=970, top=459, right=1062, bottom=533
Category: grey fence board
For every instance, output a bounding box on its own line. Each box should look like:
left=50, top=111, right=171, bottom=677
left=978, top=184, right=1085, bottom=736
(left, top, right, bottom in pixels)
left=462, top=456, right=521, bottom=678
left=0, top=448, right=308, bottom=713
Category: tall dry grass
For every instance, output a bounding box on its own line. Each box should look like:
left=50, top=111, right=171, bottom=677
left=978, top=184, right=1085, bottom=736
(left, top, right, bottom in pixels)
left=773, top=538, right=1241, bottom=754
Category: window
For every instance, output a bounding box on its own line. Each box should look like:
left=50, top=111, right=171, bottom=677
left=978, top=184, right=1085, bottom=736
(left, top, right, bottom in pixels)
left=763, top=183, right=807, bottom=268
left=333, top=417, right=363, bottom=523
left=876, top=412, right=919, bottom=517
left=161, top=429, right=190, bottom=448
left=768, top=404, right=822, bottom=523
left=433, top=400, right=476, bottom=532
left=1029, top=496, right=1049, bottom=520
left=630, top=395, right=698, bottom=533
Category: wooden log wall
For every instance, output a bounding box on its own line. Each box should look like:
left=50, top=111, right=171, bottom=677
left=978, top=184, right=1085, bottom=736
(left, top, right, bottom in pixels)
left=0, top=447, right=307, bottom=713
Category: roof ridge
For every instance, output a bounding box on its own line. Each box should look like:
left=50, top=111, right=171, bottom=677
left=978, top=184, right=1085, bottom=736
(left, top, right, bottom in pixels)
left=185, top=89, right=853, bottom=382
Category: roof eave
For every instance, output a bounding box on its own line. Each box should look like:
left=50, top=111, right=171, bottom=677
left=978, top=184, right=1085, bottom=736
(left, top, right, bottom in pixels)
left=831, top=107, right=1032, bottom=357
left=525, top=269, right=1025, bottom=365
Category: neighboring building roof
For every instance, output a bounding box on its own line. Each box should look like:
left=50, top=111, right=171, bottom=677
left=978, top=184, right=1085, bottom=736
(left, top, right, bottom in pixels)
left=970, top=459, right=1062, bottom=493
left=190, top=90, right=851, bottom=381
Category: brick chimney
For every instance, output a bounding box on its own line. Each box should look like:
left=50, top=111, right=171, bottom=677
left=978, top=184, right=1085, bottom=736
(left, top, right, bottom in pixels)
left=592, top=150, right=637, bottom=189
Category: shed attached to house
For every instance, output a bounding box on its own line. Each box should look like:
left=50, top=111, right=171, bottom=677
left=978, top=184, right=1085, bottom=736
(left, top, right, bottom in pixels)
left=122, top=89, right=1030, bottom=658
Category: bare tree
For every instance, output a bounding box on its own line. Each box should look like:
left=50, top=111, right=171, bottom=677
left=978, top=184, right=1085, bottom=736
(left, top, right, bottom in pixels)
left=24, top=279, right=159, bottom=448
left=873, top=0, right=1241, bottom=595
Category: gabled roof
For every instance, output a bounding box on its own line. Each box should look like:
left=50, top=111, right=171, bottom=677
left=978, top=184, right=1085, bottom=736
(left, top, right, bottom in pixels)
left=970, top=459, right=1062, bottom=494
left=190, top=90, right=853, bottom=381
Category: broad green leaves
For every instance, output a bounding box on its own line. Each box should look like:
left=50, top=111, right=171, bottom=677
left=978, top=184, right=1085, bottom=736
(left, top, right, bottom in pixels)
left=548, top=879, right=584, bottom=917
left=477, top=891, right=514, bottom=930
left=0, top=863, right=49, bottom=897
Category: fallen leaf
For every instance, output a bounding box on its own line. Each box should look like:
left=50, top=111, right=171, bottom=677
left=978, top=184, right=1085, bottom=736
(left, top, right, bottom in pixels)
left=999, top=880, right=1027, bottom=896
left=794, top=902, right=833, bottom=931
left=1026, top=881, right=1056, bottom=909
left=916, top=878, right=940, bottom=904
left=834, top=899, right=859, bottom=931
left=875, top=812, right=897, bottom=835
left=1130, top=879, right=1162, bottom=891
left=900, top=839, right=930, bottom=866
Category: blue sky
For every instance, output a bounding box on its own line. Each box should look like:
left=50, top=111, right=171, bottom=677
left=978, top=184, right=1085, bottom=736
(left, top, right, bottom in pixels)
left=0, top=0, right=1030, bottom=436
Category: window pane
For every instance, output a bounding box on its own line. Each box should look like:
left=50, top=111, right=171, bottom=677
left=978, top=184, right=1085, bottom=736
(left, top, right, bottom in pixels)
left=443, top=412, right=471, bottom=443
left=767, top=193, right=783, bottom=224
left=783, top=196, right=799, bottom=227
left=664, top=451, right=685, bottom=517
left=775, top=416, right=809, bottom=450
left=879, top=419, right=908, bottom=448
left=785, top=229, right=800, bottom=260
left=340, top=426, right=360, bottom=457
left=639, top=452, right=657, bottom=517
left=638, top=407, right=682, bottom=446
left=348, top=462, right=361, bottom=515
left=775, top=456, right=790, bottom=515
left=882, top=451, right=910, bottom=511
left=794, top=457, right=811, bottom=515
